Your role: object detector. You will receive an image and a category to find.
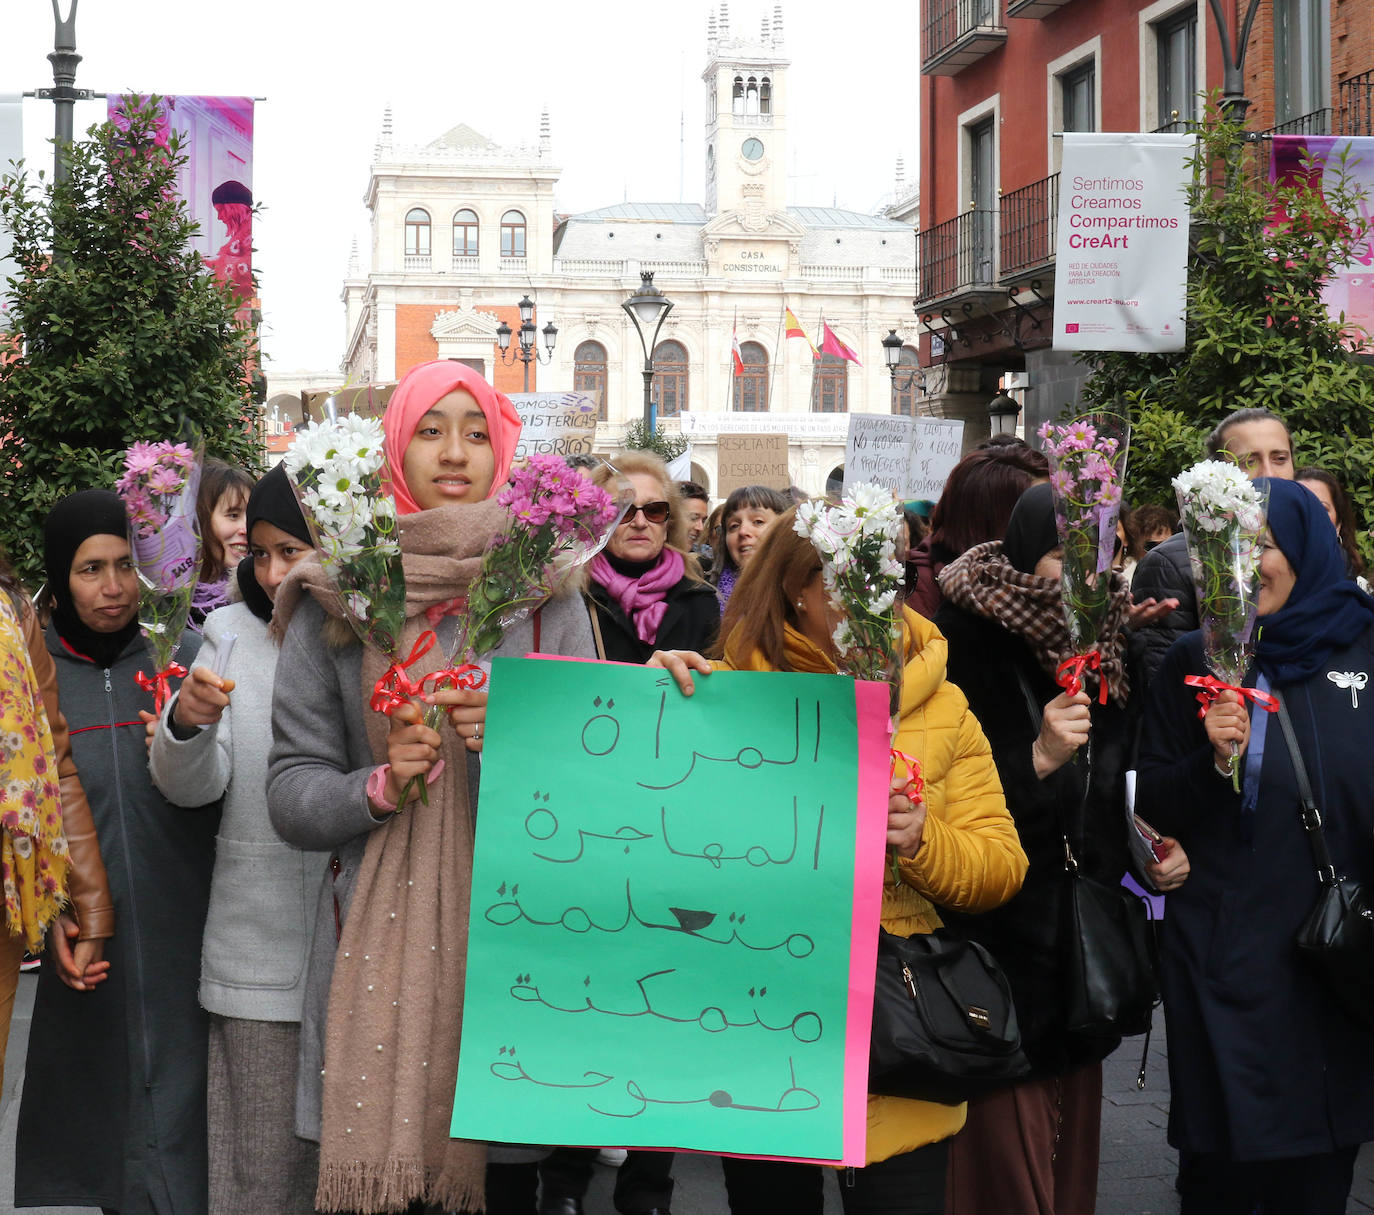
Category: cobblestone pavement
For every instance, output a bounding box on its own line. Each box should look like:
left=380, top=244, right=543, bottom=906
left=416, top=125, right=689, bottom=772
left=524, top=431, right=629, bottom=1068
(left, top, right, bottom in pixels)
left=2, top=980, right=1371, bottom=1213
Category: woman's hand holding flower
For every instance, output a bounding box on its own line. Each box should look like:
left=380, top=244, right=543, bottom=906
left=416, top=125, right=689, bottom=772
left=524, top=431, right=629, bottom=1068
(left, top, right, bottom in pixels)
left=887, top=777, right=927, bottom=859
left=1204, top=688, right=1250, bottom=773
left=1032, top=690, right=1092, bottom=777
left=173, top=666, right=234, bottom=730
left=377, top=702, right=443, bottom=811
left=425, top=686, right=488, bottom=752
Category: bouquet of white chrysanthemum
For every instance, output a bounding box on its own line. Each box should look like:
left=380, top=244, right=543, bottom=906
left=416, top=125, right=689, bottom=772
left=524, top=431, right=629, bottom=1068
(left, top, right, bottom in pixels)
left=283, top=414, right=407, bottom=660
left=794, top=483, right=905, bottom=703
left=1173, top=459, right=1275, bottom=790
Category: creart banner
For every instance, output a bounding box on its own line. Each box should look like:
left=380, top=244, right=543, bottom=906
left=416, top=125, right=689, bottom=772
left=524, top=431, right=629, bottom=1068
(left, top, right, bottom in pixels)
left=1270, top=135, right=1374, bottom=347
left=109, top=95, right=255, bottom=305
left=452, top=658, right=891, bottom=1165
left=1054, top=133, right=1193, bottom=352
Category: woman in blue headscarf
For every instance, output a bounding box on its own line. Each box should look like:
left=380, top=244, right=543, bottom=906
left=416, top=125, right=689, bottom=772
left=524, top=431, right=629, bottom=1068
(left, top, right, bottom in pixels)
left=1136, top=477, right=1374, bottom=1215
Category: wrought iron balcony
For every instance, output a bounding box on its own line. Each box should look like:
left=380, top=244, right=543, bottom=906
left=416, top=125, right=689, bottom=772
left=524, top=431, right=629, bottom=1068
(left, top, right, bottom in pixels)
left=1338, top=69, right=1373, bottom=136
left=1262, top=108, right=1334, bottom=137
left=1000, top=174, right=1058, bottom=280
left=915, top=209, right=999, bottom=304
left=922, top=0, right=1007, bottom=76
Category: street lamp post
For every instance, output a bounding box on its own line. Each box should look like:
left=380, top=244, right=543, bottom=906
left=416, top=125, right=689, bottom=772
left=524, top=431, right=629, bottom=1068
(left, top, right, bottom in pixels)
left=881, top=329, right=924, bottom=413
left=495, top=294, right=558, bottom=392
left=622, top=271, right=673, bottom=431
left=987, top=391, right=1021, bottom=438
left=39, top=1, right=91, bottom=184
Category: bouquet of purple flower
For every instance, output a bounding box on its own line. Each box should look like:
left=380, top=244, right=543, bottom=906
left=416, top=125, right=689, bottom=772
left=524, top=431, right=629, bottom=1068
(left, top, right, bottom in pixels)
left=396, top=455, right=628, bottom=806
left=1038, top=413, right=1130, bottom=702
left=115, top=439, right=203, bottom=713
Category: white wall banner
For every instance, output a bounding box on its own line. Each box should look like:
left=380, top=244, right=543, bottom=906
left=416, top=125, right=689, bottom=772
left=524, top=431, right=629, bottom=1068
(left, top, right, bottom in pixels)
left=679, top=411, right=849, bottom=442
left=0, top=94, right=23, bottom=333
left=1053, top=133, right=1194, bottom=352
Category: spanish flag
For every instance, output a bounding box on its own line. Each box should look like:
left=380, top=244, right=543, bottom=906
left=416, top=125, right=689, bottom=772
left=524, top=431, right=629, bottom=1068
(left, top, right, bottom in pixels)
left=784, top=307, right=819, bottom=357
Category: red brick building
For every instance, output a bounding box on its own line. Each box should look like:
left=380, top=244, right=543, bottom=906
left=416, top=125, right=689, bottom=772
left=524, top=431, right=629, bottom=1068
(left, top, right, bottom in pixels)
left=915, top=0, right=1374, bottom=433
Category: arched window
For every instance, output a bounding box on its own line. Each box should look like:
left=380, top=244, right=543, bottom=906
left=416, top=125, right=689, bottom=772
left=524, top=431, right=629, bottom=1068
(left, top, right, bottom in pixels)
left=745, top=76, right=759, bottom=115
left=574, top=340, right=608, bottom=420
left=811, top=351, right=848, bottom=413
left=452, top=209, right=479, bottom=258
left=893, top=345, right=923, bottom=416
left=760, top=77, right=772, bottom=115
left=500, top=210, right=526, bottom=258
left=825, top=465, right=845, bottom=496
left=404, top=207, right=430, bottom=257
left=733, top=341, right=769, bottom=412
left=652, top=340, right=689, bottom=418
left=732, top=76, right=745, bottom=115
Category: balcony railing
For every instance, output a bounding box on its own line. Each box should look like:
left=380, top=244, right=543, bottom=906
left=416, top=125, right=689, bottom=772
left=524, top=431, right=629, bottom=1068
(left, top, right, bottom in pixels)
left=922, top=0, right=1006, bottom=76
left=1006, top=0, right=1072, bottom=15
left=1339, top=69, right=1374, bottom=136
left=450, top=255, right=478, bottom=273
left=915, top=210, right=999, bottom=303
left=1262, top=108, right=1334, bottom=137
left=402, top=254, right=431, bottom=271
left=1000, top=174, right=1058, bottom=279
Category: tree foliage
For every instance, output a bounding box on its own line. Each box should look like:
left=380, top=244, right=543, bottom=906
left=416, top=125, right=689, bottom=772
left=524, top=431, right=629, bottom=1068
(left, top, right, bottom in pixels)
left=622, top=418, right=689, bottom=461
left=0, top=98, right=262, bottom=581
left=1079, top=104, right=1374, bottom=561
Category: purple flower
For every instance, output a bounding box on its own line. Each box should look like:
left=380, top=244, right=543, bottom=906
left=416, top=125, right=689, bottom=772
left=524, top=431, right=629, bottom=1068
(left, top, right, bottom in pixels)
left=1051, top=469, right=1075, bottom=497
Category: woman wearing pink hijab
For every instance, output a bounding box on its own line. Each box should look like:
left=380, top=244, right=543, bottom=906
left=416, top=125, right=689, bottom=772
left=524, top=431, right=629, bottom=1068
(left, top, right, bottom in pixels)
left=267, top=360, right=596, bottom=1215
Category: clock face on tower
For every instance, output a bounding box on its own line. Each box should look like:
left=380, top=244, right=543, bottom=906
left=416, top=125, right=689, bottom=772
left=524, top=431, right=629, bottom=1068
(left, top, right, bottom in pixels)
left=741, top=137, right=765, bottom=162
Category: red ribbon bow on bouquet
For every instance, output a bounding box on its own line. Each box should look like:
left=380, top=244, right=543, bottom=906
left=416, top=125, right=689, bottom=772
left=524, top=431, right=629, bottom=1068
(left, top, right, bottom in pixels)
left=1183, top=674, right=1280, bottom=720
left=136, top=661, right=188, bottom=716
left=370, top=630, right=491, bottom=716
left=890, top=749, right=925, bottom=803
left=1056, top=649, right=1108, bottom=705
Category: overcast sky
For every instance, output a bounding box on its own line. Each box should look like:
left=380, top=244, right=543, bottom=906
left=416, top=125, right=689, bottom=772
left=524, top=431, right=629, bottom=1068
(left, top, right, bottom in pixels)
left=1, top=1, right=918, bottom=374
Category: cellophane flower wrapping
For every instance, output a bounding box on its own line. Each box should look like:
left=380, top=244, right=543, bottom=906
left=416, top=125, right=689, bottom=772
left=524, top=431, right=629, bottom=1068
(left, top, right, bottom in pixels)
left=1173, top=460, right=1268, bottom=693
left=457, top=455, right=629, bottom=663
left=793, top=483, right=906, bottom=713
left=115, top=439, right=203, bottom=682
left=1039, top=413, right=1131, bottom=652
left=283, top=414, right=407, bottom=661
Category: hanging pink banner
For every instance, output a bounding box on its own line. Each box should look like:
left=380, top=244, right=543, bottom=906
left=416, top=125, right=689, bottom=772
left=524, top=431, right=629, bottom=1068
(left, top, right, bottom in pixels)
left=1270, top=134, right=1374, bottom=348
left=109, top=95, right=255, bottom=305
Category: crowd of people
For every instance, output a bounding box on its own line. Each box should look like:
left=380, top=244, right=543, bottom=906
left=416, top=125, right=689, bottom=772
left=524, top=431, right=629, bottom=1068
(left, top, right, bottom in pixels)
left=0, top=368, right=1370, bottom=1215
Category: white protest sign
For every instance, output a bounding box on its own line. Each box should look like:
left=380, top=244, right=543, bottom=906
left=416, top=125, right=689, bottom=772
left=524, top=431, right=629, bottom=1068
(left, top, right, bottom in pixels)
left=845, top=414, right=914, bottom=496
left=509, top=391, right=599, bottom=460
left=1054, top=133, right=1193, bottom=352
left=909, top=418, right=965, bottom=501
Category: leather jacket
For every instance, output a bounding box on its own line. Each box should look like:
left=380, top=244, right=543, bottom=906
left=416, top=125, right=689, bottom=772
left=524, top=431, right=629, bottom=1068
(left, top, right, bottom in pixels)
left=22, top=604, right=115, bottom=941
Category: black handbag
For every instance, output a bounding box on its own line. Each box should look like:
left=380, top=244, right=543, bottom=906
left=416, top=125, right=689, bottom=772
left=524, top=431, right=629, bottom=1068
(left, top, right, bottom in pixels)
left=1013, top=667, right=1158, bottom=1041
left=1274, top=696, right=1374, bottom=1032
left=869, top=926, right=1031, bottom=1104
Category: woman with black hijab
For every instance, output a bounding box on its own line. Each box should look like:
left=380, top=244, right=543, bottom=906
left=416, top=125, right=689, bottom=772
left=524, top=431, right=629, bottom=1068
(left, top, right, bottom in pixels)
left=16, top=490, right=216, bottom=1215
left=1137, top=477, right=1374, bottom=1214
left=934, top=483, right=1185, bottom=1215
left=149, top=464, right=327, bottom=1215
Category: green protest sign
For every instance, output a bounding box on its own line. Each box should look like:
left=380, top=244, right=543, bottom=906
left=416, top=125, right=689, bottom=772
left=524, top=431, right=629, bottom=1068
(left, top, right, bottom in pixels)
left=451, top=657, right=888, bottom=1163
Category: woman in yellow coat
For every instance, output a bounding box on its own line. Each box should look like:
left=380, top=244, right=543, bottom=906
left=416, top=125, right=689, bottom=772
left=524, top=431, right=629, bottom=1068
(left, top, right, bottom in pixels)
left=662, top=505, right=1027, bottom=1215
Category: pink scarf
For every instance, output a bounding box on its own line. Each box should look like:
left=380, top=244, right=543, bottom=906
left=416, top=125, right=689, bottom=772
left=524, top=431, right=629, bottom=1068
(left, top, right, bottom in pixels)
left=591, top=547, right=685, bottom=645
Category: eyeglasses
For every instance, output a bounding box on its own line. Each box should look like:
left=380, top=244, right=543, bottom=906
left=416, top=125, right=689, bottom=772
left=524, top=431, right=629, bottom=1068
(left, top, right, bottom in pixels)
left=624, top=501, right=671, bottom=524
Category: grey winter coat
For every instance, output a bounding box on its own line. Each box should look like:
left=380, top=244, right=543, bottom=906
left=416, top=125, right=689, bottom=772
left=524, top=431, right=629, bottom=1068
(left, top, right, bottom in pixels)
left=267, top=593, right=595, bottom=1142
left=149, top=602, right=331, bottom=1021
left=16, top=627, right=217, bottom=1215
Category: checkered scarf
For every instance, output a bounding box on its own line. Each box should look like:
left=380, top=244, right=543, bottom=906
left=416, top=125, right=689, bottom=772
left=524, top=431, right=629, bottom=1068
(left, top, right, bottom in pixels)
left=938, top=540, right=1130, bottom=706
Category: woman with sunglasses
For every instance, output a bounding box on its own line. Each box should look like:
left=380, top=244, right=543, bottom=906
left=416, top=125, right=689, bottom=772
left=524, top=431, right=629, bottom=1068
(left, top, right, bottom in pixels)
left=582, top=451, right=719, bottom=664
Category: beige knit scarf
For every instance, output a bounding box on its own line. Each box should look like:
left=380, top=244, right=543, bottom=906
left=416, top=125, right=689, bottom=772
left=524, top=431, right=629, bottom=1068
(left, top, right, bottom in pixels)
left=275, top=499, right=508, bottom=1213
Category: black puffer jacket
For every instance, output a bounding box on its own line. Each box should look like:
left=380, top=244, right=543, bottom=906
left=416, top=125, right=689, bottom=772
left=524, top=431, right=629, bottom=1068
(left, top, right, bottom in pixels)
left=935, top=602, right=1134, bottom=1075
left=1130, top=531, right=1196, bottom=693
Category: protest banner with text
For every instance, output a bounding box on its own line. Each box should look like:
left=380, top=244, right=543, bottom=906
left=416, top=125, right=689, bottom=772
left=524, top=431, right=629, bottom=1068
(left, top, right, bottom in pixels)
left=716, top=433, right=790, bottom=496
left=510, top=391, right=600, bottom=461
left=452, top=658, right=890, bottom=1164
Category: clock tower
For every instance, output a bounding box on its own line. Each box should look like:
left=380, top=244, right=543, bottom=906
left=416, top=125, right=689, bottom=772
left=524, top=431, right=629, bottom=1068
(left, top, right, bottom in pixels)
left=703, top=4, right=789, bottom=219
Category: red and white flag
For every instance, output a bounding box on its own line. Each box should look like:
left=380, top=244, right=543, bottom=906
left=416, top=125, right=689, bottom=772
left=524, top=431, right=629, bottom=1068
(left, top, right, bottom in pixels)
left=731, top=324, right=745, bottom=376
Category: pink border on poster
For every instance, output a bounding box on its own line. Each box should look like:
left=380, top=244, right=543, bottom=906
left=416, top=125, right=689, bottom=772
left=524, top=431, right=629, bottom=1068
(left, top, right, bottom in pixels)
left=522, top=655, right=889, bottom=1166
